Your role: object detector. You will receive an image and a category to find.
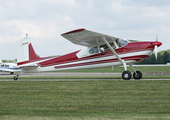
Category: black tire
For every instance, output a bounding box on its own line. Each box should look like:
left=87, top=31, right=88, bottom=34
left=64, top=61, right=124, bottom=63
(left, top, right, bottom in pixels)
left=10, top=72, right=14, bottom=75
left=122, top=71, right=132, bottom=80
left=133, top=71, right=142, bottom=79
left=13, top=76, right=18, bottom=81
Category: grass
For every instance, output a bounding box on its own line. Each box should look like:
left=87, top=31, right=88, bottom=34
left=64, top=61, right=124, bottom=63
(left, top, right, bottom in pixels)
left=0, top=80, right=170, bottom=119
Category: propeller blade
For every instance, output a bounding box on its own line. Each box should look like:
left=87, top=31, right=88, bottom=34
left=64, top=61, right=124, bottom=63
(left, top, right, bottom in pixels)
left=154, top=45, right=158, bottom=60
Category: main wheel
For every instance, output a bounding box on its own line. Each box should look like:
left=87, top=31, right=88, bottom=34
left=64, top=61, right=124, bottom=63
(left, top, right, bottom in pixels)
left=122, top=71, right=132, bottom=80
left=13, top=76, right=18, bottom=81
left=133, top=71, right=142, bottom=79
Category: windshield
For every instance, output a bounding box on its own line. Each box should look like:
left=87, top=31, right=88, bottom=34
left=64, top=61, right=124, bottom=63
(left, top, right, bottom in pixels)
left=117, top=38, right=129, bottom=47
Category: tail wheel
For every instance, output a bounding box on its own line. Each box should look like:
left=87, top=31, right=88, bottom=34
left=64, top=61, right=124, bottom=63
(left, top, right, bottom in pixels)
left=133, top=71, right=142, bottom=79
left=122, top=71, right=132, bottom=80
left=13, top=75, right=19, bottom=81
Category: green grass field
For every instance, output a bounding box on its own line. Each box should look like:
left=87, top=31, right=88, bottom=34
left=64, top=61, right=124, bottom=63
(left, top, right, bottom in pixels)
left=0, top=80, right=170, bottom=120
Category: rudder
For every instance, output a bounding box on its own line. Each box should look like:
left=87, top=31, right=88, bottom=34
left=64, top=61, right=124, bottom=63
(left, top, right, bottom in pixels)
left=16, top=35, right=40, bottom=64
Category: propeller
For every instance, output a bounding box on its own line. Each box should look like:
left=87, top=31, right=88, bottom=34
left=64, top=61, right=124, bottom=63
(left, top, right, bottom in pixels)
left=154, top=45, right=158, bottom=60
left=154, top=35, right=158, bottom=60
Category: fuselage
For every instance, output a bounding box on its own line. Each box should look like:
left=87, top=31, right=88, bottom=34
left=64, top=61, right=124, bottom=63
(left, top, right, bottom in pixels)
left=17, top=41, right=162, bottom=73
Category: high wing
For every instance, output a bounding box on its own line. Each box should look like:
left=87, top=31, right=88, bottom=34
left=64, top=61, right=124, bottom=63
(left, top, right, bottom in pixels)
left=61, top=28, right=129, bottom=71
left=61, top=28, right=118, bottom=47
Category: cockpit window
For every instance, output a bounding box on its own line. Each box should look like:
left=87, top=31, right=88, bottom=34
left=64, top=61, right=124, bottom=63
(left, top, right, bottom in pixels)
left=5, top=65, right=9, bottom=67
left=89, top=46, right=99, bottom=54
left=117, top=38, right=129, bottom=47
left=89, top=39, right=128, bottom=54
left=1, top=64, right=9, bottom=67
left=100, top=44, right=109, bottom=52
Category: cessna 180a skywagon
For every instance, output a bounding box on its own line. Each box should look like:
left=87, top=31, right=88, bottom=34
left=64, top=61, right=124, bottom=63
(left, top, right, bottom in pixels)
left=1, top=29, right=162, bottom=80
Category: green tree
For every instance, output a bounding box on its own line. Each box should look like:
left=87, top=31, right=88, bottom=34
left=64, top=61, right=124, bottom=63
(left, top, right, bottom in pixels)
left=2, top=59, right=17, bottom=63
left=163, top=51, right=170, bottom=64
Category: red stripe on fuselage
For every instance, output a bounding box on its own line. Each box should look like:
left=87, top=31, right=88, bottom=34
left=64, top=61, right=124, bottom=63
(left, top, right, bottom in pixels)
left=37, top=50, right=80, bottom=67
left=54, top=55, right=149, bottom=69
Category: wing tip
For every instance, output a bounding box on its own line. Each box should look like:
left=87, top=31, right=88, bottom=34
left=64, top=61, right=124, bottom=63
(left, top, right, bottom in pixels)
left=61, top=28, right=85, bottom=35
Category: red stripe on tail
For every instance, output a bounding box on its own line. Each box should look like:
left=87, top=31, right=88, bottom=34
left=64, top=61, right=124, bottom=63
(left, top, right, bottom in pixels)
left=29, top=43, right=40, bottom=60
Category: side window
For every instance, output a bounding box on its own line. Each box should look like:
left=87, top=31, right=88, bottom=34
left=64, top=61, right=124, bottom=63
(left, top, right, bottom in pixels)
left=100, top=42, right=114, bottom=52
left=5, top=65, right=9, bottom=67
left=100, top=44, right=109, bottom=52
left=89, top=46, right=99, bottom=54
left=1, top=65, right=4, bottom=67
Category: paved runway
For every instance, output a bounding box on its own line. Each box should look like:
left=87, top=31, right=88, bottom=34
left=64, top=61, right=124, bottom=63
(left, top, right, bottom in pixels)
left=0, top=72, right=121, bottom=77
left=0, top=79, right=170, bottom=81
left=0, top=72, right=169, bottom=81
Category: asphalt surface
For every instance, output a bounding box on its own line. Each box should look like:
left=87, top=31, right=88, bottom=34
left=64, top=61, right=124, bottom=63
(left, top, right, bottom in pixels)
left=0, top=79, right=170, bottom=81
left=0, top=72, right=169, bottom=81
left=0, top=72, right=122, bottom=77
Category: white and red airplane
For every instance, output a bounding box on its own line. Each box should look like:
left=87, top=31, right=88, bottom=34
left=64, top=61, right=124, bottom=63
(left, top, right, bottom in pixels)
left=0, top=62, right=18, bottom=75
left=1, top=29, right=162, bottom=80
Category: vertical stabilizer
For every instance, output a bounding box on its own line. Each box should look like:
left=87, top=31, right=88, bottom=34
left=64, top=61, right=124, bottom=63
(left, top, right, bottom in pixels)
left=16, top=35, right=40, bottom=64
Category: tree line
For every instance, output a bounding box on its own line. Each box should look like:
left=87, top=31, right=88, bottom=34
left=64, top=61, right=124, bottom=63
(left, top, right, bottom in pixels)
left=136, top=50, right=170, bottom=64
left=2, top=59, right=17, bottom=63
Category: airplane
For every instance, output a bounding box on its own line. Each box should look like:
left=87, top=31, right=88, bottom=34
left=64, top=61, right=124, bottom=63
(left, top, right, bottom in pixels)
left=0, top=62, right=18, bottom=75
left=1, top=28, right=162, bottom=80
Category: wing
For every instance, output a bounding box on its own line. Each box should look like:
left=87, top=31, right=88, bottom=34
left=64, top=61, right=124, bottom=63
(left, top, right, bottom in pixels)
left=61, top=28, right=118, bottom=47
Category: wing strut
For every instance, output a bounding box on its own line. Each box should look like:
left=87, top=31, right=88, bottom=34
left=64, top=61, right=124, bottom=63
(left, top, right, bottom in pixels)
left=102, top=36, right=127, bottom=71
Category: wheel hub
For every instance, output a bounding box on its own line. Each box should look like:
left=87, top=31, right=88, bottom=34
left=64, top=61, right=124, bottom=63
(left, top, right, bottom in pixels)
left=124, top=73, right=129, bottom=78
left=135, top=73, right=139, bottom=78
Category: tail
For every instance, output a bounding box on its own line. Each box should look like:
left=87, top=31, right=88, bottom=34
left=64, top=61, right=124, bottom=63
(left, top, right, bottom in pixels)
left=16, top=34, right=40, bottom=65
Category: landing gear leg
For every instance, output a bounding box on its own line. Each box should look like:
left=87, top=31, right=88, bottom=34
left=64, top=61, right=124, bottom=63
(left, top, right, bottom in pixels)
left=122, top=60, right=131, bottom=80
left=129, top=64, right=142, bottom=80
left=14, top=75, right=19, bottom=81
left=133, top=71, right=142, bottom=79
